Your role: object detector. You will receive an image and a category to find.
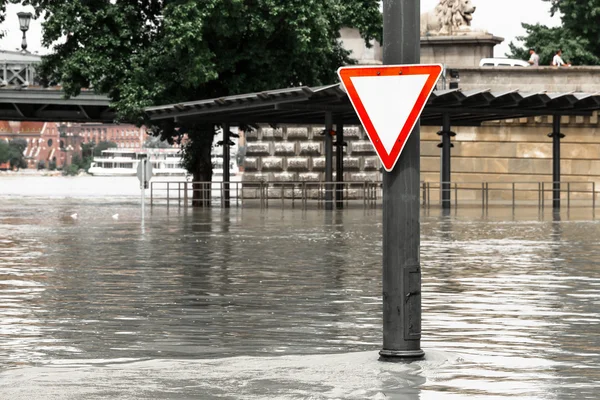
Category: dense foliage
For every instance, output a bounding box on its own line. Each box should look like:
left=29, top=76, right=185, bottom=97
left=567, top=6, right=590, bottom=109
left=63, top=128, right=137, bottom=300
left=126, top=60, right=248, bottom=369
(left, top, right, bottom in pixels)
left=7, top=0, right=381, bottom=204
left=92, top=141, right=118, bottom=157
left=508, top=0, right=600, bottom=65
left=0, top=139, right=27, bottom=170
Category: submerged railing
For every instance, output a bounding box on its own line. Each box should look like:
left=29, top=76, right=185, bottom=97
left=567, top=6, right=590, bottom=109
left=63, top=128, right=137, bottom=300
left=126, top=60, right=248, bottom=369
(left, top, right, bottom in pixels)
left=149, top=180, right=597, bottom=209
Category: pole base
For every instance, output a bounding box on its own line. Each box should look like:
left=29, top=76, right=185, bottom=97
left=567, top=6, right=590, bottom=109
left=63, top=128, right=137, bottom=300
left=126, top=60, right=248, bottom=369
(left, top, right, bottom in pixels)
left=379, top=349, right=425, bottom=361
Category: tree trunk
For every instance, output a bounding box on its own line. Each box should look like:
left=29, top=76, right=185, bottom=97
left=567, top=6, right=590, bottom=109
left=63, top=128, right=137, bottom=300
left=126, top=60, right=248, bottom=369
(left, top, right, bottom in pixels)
left=186, top=126, right=215, bottom=208
left=192, top=155, right=213, bottom=207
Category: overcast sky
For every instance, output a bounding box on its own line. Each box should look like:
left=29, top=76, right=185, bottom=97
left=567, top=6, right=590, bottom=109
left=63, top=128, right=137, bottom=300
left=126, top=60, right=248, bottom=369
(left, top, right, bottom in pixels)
left=0, top=1, right=560, bottom=57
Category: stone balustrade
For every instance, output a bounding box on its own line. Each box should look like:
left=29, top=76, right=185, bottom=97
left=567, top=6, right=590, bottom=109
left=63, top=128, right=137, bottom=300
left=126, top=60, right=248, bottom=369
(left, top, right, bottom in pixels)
left=458, top=67, right=600, bottom=92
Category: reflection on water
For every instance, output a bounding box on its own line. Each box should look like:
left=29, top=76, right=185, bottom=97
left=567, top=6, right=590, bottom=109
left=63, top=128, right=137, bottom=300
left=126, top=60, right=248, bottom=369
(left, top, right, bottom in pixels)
left=0, top=179, right=599, bottom=399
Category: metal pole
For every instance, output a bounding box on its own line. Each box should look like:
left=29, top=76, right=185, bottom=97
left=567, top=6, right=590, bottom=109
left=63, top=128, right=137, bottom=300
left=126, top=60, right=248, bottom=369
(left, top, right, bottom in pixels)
left=485, top=182, right=490, bottom=210
left=454, top=182, right=458, bottom=207
left=440, top=113, right=452, bottom=209
left=336, top=119, right=345, bottom=209
left=550, top=115, right=563, bottom=209
left=325, top=112, right=334, bottom=210
left=223, top=123, right=231, bottom=208
left=481, top=183, right=485, bottom=209
left=184, top=182, right=188, bottom=207
left=512, top=182, right=515, bottom=209
left=141, top=158, right=145, bottom=217
left=379, top=0, right=424, bottom=360
left=542, top=182, right=545, bottom=209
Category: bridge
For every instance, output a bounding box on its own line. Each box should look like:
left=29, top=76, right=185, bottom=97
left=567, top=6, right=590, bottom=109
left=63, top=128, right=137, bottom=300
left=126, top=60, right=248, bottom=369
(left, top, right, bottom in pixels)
left=0, top=50, right=113, bottom=122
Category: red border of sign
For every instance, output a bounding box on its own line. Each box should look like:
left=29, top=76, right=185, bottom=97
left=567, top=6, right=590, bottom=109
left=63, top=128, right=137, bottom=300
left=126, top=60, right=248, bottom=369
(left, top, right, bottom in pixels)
left=337, top=64, right=443, bottom=172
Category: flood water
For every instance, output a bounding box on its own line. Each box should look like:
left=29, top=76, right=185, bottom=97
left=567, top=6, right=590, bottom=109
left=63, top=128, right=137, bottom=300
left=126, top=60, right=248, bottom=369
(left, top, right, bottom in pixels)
left=1, top=176, right=599, bottom=399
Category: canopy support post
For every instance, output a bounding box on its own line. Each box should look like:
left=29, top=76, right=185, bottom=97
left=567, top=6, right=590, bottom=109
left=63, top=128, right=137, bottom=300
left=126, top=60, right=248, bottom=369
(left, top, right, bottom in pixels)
left=549, top=115, right=564, bottom=210
left=335, top=118, right=345, bottom=209
left=438, top=113, right=454, bottom=209
left=325, top=111, right=333, bottom=211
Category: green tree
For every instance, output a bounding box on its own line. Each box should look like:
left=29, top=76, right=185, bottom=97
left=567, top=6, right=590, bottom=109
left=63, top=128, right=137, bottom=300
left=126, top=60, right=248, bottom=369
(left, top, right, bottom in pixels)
left=508, top=0, right=600, bottom=66
left=7, top=139, right=28, bottom=171
left=93, top=141, right=118, bottom=157
left=0, top=140, right=9, bottom=165
left=81, top=142, right=95, bottom=159
left=17, top=0, right=381, bottom=206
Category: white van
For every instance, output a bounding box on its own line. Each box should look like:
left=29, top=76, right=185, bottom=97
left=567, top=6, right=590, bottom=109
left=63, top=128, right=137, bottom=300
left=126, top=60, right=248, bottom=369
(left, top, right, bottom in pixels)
left=479, top=58, right=530, bottom=67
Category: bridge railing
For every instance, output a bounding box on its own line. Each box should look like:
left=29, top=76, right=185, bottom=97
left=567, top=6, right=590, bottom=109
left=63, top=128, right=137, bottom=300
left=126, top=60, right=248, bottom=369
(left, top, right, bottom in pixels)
left=149, top=180, right=598, bottom=210
left=0, top=62, right=39, bottom=87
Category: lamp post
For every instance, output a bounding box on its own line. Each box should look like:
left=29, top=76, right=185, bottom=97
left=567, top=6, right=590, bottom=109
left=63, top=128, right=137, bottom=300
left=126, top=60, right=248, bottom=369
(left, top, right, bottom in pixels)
left=17, top=12, right=32, bottom=53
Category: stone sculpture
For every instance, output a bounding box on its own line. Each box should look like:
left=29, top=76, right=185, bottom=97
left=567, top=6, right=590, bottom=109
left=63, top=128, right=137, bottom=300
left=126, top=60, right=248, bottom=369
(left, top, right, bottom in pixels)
left=421, top=0, right=477, bottom=36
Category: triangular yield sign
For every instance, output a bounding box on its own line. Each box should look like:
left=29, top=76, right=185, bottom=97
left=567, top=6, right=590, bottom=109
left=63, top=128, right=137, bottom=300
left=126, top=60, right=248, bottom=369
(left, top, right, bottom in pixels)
left=337, top=64, right=442, bottom=172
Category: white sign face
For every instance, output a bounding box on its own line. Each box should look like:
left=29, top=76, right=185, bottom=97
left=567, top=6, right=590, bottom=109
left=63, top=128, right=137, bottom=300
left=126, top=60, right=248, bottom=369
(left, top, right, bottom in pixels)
left=337, top=65, right=443, bottom=171
left=349, top=74, right=429, bottom=155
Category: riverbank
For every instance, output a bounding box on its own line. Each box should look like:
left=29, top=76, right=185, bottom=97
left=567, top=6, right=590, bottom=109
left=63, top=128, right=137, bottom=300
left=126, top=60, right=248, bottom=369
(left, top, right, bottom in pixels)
left=0, top=169, right=91, bottom=177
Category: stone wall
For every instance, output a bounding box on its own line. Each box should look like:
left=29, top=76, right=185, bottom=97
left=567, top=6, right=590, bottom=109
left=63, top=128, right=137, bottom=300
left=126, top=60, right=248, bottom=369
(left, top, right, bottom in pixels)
left=243, top=125, right=382, bottom=185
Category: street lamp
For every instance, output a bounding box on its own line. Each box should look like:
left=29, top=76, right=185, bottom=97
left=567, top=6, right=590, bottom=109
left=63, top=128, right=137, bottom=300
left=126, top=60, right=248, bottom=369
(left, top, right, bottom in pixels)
left=17, top=12, right=32, bottom=52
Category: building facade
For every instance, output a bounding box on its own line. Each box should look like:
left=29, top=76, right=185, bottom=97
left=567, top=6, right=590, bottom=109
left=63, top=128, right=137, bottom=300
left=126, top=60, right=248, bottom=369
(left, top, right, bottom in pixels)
left=0, top=121, right=147, bottom=170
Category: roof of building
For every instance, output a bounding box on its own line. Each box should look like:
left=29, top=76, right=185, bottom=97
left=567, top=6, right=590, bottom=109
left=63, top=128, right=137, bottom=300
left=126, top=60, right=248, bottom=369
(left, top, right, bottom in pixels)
left=146, top=84, right=600, bottom=127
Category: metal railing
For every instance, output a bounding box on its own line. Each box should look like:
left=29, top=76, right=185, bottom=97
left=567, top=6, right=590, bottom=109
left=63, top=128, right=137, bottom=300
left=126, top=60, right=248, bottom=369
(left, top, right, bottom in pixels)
left=425, top=181, right=597, bottom=209
left=149, top=180, right=597, bottom=209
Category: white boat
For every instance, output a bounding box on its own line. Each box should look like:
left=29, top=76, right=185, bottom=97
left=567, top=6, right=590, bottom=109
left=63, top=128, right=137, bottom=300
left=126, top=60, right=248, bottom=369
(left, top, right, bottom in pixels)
left=89, top=141, right=239, bottom=180
left=89, top=148, right=188, bottom=177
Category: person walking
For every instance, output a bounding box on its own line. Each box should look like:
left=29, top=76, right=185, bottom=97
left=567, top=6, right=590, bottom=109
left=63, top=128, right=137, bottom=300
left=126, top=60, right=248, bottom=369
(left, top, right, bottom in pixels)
left=528, top=48, right=539, bottom=66
left=552, top=49, right=571, bottom=67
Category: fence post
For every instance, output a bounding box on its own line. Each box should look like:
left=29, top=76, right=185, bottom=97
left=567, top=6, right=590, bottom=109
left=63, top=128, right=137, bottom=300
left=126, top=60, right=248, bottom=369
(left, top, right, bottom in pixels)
left=167, top=182, right=170, bottom=207
left=568, top=182, right=571, bottom=209
left=281, top=183, right=285, bottom=208
left=302, top=182, right=306, bottom=210
left=184, top=182, right=188, bottom=207
left=150, top=182, right=153, bottom=206
left=481, top=182, right=485, bottom=209
left=427, top=182, right=430, bottom=208
left=291, top=183, right=295, bottom=208
left=593, top=182, right=596, bottom=209
left=485, top=182, right=489, bottom=209
left=346, top=183, right=349, bottom=208
left=512, top=182, right=515, bottom=209
left=541, top=182, right=545, bottom=209
left=265, top=182, right=269, bottom=208
left=454, top=182, right=458, bottom=207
